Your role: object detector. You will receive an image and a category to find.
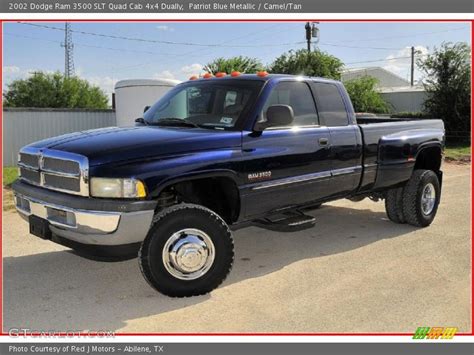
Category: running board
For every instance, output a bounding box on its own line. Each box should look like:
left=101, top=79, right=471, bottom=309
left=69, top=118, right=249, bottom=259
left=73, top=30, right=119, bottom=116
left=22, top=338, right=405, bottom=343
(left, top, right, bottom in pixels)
left=253, top=210, right=316, bottom=232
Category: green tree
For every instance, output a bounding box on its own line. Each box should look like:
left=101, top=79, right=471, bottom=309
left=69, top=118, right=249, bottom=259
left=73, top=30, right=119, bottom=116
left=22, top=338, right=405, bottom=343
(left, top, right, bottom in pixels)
left=268, top=49, right=343, bottom=79
left=344, top=76, right=391, bottom=114
left=4, top=71, right=109, bottom=109
left=203, top=56, right=264, bottom=75
left=418, top=42, right=471, bottom=142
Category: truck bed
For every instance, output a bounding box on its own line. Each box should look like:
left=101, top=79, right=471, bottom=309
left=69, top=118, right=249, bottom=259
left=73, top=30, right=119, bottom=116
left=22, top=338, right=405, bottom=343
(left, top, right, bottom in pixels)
left=355, top=118, right=445, bottom=193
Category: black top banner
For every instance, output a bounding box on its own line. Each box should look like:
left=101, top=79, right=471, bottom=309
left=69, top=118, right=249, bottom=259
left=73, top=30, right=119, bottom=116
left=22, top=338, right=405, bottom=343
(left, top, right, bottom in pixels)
left=2, top=0, right=474, bottom=13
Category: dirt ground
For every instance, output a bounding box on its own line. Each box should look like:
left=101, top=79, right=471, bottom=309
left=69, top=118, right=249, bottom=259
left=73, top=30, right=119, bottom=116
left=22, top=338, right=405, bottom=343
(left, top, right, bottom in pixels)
left=2, top=163, right=471, bottom=333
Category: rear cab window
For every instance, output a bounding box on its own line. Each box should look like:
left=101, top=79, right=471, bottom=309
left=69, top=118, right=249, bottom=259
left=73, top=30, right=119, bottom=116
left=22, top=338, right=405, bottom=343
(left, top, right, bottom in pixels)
left=311, top=82, right=349, bottom=127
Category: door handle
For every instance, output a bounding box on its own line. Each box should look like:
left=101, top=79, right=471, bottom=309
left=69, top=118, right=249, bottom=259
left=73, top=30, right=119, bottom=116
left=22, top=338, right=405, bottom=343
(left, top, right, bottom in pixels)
left=319, top=138, right=330, bottom=147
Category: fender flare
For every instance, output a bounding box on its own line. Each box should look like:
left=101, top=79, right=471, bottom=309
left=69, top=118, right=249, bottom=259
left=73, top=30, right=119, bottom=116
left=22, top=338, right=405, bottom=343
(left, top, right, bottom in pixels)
left=149, top=169, right=240, bottom=198
left=414, top=142, right=443, bottom=160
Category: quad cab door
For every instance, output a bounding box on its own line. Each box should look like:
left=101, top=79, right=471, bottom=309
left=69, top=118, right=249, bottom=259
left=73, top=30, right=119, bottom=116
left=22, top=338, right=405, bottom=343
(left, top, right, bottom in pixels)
left=310, top=81, right=363, bottom=197
left=240, top=80, right=332, bottom=219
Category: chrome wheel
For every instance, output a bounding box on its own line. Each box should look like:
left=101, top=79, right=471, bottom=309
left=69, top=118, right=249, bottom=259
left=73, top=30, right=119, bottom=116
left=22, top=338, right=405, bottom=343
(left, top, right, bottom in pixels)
left=421, top=183, right=436, bottom=215
left=162, top=228, right=215, bottom=280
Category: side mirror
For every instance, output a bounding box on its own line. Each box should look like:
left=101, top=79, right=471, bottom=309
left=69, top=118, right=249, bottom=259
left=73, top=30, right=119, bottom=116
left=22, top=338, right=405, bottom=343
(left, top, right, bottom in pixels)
left=135, top=117, right=146, bottom=125
left=143, top=105, right=151, bottom=113
left=255, top=105, right=294, bottom=131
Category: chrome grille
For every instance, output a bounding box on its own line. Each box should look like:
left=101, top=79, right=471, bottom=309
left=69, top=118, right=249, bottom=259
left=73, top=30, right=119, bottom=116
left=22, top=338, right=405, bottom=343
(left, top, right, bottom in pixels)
left=19, top=153, right=39, bottom=169
left=19, top=168, right=41, bottom=184
left=43, top=157, right=80, bottom=176
left=44, top=174, right=81, bottom=192
left=18, top=147, right=89, bottom=196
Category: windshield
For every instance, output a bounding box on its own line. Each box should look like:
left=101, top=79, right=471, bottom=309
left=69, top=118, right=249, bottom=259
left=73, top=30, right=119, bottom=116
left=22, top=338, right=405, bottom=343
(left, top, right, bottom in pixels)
left=143, top=80, right=263, bottom=130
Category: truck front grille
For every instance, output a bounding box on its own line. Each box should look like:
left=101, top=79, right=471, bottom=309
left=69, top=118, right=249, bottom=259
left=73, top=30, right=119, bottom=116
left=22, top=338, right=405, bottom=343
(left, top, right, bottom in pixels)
left=43, top=157, right=80, bottom=175
left=19, top=153, right=39, bottom=169
left=19, top=168, right=41, bottom=184
left=18, top=147, right=89, bottom=196
left=43, top=174, right=81, bottom=192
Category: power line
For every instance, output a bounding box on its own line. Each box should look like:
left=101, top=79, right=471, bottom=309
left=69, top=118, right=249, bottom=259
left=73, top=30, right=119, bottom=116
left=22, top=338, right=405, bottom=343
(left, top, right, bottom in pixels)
left=178, top=23, right=284, bottom=58
left=344, top=53, right=429, bottom=66
left=4, top=32, right=183, bottom=56
left=345, top=55, right=411, bottom=65
left=6, top=24, right=298, bottom=74
left=18, top=22, right=306, bottom=48
left=326, top=26, right=468, bottom=44
left=319, top=42, right=402, bottom=50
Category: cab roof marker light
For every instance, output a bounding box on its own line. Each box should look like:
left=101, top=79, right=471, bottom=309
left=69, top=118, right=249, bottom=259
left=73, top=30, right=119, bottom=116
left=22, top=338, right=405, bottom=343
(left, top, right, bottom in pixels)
left=257, top=71, right=269, bottom=77
left=231, top=71, right=241, bottom=77
left=203, top=73, right=213, bottom=79
left=189, top=75, right=198, bottom=80
left=215, top=72, right=227, bottom=78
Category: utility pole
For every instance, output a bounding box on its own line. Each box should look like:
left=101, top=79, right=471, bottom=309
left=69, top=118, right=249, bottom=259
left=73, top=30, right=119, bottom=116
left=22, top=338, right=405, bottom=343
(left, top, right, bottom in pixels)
left=305, top=22, right=320, bottom=52
left=305, top=22, right=311, bottom=52
left=410, top=46, right=415, bottom=86
left=61, top=22, right=75, bottom=78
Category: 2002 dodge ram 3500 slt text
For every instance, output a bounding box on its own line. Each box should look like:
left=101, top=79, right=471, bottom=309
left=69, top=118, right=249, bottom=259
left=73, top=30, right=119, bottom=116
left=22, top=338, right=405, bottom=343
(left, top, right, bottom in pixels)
left=13, top=73, right=445, bottom=297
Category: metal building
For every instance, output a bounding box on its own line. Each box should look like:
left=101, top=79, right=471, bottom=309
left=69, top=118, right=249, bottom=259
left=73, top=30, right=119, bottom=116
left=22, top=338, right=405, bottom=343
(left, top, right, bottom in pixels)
left=341, top=67, right=410, bottom=88
left=3, top=108, right=116, bottom=166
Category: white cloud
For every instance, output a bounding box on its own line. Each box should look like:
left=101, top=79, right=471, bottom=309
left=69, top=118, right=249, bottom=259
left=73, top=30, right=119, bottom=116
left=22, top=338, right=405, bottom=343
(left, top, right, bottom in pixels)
left=181, top=63, right=203, bottom=76
left=3, top=66, right=20, bottom=75
left=84, top=75, right=117, bottom=95
left=153, top=70, right=175, bottom=80
left=383, top=45, right=429, bottom=82
left=156, top=25, right=174, bottom=32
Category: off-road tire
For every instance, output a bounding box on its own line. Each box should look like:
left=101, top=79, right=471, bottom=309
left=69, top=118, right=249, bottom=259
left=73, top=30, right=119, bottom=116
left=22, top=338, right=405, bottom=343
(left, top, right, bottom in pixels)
left=139, top=203, right=234, bottom=297
left=402, top=169, right=440, bottom=227
left=385, top=187, right=406, bottom=224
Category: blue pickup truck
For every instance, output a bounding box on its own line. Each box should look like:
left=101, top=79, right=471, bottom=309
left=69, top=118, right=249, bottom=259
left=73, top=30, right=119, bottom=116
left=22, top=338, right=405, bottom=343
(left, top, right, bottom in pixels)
left=13, top=73, right=445, bottom=297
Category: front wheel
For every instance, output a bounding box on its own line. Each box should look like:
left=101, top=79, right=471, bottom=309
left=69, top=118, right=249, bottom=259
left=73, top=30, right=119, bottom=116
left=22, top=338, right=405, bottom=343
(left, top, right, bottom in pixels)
left=139, top=203, right=234, bottom=297
left=402, top=170, right=441, bottom=227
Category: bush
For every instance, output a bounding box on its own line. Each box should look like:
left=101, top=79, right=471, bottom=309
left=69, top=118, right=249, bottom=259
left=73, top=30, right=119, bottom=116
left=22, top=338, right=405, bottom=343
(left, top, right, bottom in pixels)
left=418, top=42, right=471, bottom=143
left=203, top=56, right=264, bottom=75
left=268, top=49, right=343, bottom=79
left=4, top=71, right=109, bottom=109
left=390, top=112, right=432, bottom=119
left=344, top=76, right=391, bottom=114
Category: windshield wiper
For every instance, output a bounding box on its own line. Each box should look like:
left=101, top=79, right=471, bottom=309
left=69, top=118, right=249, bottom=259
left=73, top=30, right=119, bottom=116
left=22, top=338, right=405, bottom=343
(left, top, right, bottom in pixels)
left=149, top=117, right=200, bottom=128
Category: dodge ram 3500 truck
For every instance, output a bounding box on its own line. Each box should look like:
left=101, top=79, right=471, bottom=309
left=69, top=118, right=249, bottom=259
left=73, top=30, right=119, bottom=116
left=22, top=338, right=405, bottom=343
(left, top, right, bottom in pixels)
left=13, top=73, right=445, bottom=297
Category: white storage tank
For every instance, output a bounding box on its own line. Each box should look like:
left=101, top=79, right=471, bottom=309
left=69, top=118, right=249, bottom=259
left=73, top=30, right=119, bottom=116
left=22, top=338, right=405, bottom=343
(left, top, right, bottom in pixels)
left=114, top=79, right=180, bottom=126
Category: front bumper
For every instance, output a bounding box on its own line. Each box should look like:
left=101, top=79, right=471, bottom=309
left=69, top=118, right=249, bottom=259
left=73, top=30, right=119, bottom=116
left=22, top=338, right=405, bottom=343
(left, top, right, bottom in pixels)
left=12, top=181, right=157, bottom=248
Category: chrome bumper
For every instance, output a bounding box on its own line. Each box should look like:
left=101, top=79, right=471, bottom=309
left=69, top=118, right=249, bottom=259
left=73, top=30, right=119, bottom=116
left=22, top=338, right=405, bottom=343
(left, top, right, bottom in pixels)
left=14, top=193, right=155, bottom=246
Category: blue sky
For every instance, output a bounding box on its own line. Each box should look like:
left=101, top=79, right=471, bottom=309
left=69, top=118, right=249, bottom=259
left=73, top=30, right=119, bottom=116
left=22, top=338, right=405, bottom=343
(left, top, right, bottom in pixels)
left=3, top=22, right=471, bottom=98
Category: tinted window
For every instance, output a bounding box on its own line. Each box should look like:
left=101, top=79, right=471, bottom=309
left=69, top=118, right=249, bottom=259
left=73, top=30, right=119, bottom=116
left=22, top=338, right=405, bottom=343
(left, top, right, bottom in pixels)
left=313, top=83, right=348, bottom=126
left=262, top=81, right=318, bottom=126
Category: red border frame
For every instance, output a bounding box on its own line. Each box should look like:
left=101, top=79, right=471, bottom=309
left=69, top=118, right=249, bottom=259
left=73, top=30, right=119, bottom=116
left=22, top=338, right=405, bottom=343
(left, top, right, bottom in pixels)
left=0, top=18, right=472, bottom=337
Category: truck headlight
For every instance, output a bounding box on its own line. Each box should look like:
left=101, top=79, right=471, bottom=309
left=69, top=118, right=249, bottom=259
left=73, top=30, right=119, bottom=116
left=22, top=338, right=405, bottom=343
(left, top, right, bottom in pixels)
left=90, top=178, right=147, bottom=198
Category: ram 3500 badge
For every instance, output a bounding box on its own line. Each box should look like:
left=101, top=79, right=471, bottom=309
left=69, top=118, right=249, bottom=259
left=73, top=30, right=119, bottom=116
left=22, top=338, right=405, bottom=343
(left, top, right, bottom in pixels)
left=13, top=73, right=445, bottom=297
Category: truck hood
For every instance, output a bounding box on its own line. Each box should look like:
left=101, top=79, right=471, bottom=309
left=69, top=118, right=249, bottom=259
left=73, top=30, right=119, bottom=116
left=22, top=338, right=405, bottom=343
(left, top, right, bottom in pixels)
left=28, top=126, right=242, bottom=166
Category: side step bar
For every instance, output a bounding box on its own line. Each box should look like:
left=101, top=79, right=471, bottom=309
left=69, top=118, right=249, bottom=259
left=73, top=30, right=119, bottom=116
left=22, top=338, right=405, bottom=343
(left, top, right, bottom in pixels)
left=253, top=210, right=316, bottom=232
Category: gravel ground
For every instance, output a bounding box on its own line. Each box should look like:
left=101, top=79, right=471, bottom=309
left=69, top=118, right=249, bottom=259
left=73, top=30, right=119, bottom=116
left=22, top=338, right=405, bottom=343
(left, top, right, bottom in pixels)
left=3, top=163, right=471, bottom=333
